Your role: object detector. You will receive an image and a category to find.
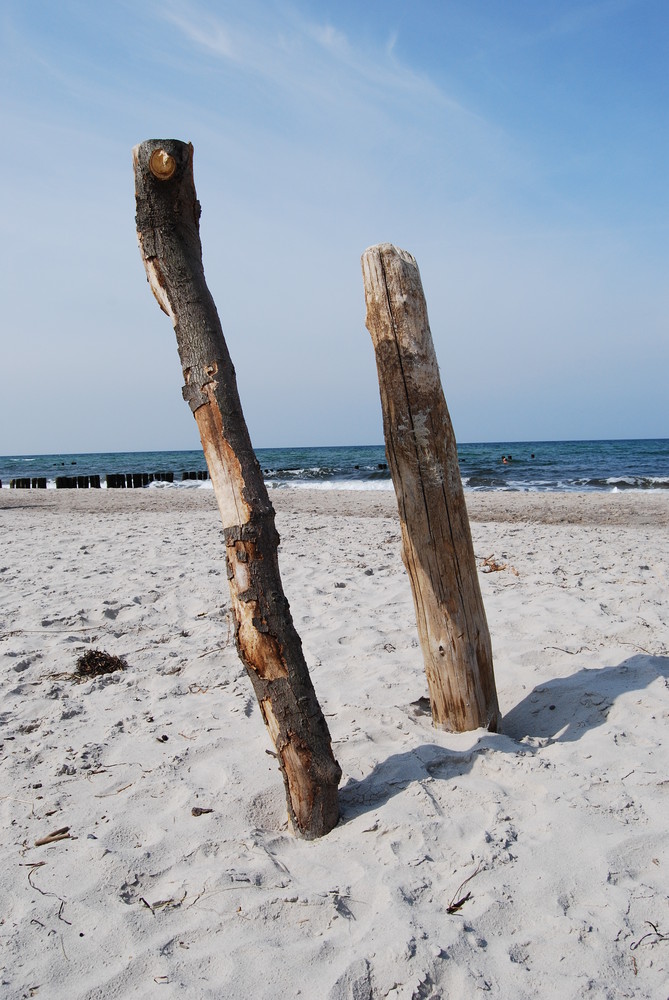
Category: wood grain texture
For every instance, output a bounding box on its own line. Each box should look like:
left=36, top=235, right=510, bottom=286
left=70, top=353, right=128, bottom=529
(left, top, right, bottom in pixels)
left=362, top=243, right=500, bottom=732
left=134, top=139, right=341, bottom=837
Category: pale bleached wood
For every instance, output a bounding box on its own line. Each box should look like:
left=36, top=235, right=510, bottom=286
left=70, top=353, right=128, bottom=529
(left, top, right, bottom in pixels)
left=362, top=243, right=500, bottom=732
left=133, top=139, right=341, bottom=837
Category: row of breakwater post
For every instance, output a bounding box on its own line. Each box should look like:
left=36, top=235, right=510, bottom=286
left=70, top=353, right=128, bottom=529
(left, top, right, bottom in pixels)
left=180, top=470, right=209, bottom=481
left=4, top=477, right=49, bottom=489
left=1, top=470, right=209, bottom=489
left=56, top=475, right=101, bottom=489
left=106, top=471, right=174, bottom=488
left=106, top=471, right=208, bottom=487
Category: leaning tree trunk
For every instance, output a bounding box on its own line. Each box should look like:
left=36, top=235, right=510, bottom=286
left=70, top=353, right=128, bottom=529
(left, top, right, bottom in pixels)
left=361, top=243, right=500, bottom=733
left=133, top=139, right=341, bottom=837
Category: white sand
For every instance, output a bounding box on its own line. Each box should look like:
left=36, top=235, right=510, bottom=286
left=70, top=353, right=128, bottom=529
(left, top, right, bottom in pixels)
left=1, top=488, right=668, bottom=999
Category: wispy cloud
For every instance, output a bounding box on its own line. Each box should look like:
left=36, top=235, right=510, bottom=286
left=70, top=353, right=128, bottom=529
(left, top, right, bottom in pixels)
left=159, top=0, right=468, bottom=118
left=160, top=5, right=243, bottom=63
left=306, top=21, right=349, bottom=57
left=155, top=0, right=540, bottom=230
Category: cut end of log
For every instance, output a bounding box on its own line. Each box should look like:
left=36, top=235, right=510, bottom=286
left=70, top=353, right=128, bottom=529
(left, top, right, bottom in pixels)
left=132, top=139, right=194, bottom=186
left=362, top=243, right=417, bottom=268
left=149, top=148, right=177, bottom=180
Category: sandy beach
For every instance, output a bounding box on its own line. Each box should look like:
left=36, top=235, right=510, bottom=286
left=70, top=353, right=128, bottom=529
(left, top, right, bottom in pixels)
left=1, top=487, right=668, bottom=999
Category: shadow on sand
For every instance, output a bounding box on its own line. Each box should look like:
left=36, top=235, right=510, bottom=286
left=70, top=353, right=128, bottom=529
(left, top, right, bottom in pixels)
left=339, top=653, right=668, bottom=823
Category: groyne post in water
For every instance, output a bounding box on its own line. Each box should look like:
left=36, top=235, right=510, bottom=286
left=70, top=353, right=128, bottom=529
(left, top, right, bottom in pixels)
left=133, top=139, right=341, bottom=838
left=361, top=243, right=500, bottom=733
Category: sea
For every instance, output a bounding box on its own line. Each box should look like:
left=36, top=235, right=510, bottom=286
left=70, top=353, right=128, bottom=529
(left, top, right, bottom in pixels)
left=0, top=439, right=667, bottom=493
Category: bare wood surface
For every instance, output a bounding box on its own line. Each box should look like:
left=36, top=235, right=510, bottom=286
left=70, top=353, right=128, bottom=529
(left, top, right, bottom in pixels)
left=133, top=139, right=340, bottom=837
left=362, top=243, right=500, bottom=732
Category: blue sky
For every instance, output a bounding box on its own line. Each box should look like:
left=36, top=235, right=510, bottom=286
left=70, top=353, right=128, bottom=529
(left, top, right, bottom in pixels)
left=1, top=0, right=667, bottom=452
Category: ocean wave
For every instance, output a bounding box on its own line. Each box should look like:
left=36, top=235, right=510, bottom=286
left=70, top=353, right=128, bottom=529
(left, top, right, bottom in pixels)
left=267, top=479, right=394, bottom=491
left=262, top=467, right=390, bottom=484
left=26, top=475, right=669, bottom=495
left=2, top=440, right=667, bottom=494
left=604, top=476, right=669, bottom=490
left=147, top=479, right=213, bottom=490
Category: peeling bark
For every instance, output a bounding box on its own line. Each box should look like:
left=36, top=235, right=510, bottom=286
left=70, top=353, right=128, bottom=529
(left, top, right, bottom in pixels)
left=361, top=243, right=500, bottom=733
left=134, top=139, right=340, bottom=837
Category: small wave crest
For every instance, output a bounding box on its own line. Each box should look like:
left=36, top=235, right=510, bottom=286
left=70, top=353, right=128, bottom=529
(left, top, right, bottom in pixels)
left=267, top=479, right=393, bottom=492
left=604, top=476, right=669, bottom=491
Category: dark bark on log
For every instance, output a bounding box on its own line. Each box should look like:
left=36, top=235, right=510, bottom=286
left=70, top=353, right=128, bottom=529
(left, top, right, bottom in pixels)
left=362, top=243, right=500, bottom=733
left=133, top=139, right=341, bottom=837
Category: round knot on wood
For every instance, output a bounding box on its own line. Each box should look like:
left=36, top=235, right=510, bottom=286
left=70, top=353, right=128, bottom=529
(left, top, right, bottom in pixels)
left=149, top=149, right=177, bottom=181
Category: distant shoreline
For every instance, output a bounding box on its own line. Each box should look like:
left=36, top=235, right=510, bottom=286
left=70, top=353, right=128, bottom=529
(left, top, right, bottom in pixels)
left=2, top=435, right=667, bottom=460
left=1, top=438, right=667, bottom=493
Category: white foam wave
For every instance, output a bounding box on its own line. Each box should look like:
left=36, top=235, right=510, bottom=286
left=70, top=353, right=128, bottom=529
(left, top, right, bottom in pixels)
left=267, top=479, right=394, bottom=492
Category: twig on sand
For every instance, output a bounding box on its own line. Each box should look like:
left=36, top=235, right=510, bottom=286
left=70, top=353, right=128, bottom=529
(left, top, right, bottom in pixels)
left=545, top=645, right=589, bottom=655
left=141, top=892, right=187, bottom=915
left=24, top=862, right=48, bottom=891
left=186, top=884, right=208, bottom=910
left=1, top=627, right=105, bottom=637
left=24, top=862, right=66, bottom=903
left=34, top=826, right=71, bottom=847
left=0, top=794, right=36, bottom=807
left=617, top=641, right=653, bottom=655
left=197, top=645, right=230, bottom=659
left=94, top=783, right=134, bottom=798
left=630, top=921, right=669, bottom=950
left=447, top=863, right=482, bottom=915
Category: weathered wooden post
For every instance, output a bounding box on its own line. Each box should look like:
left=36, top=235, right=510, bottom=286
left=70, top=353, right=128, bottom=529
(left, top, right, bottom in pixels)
left=361, top=243, right=500, bottom=733
left=133, top=139, right=341, bottom=837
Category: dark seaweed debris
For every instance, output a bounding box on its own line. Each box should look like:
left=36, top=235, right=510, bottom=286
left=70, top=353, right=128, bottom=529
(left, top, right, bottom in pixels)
left=76, top=649, right=127, bottom=679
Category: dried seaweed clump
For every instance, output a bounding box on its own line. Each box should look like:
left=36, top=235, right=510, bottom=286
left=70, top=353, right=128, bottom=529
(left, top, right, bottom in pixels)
left=76, top=649, right=127, bottom=679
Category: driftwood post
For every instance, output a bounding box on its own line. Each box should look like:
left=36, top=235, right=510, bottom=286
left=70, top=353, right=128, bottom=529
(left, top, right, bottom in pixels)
left=362, top=243, right=500, bottom=733
left=133, top=139, right=341, bottom=837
